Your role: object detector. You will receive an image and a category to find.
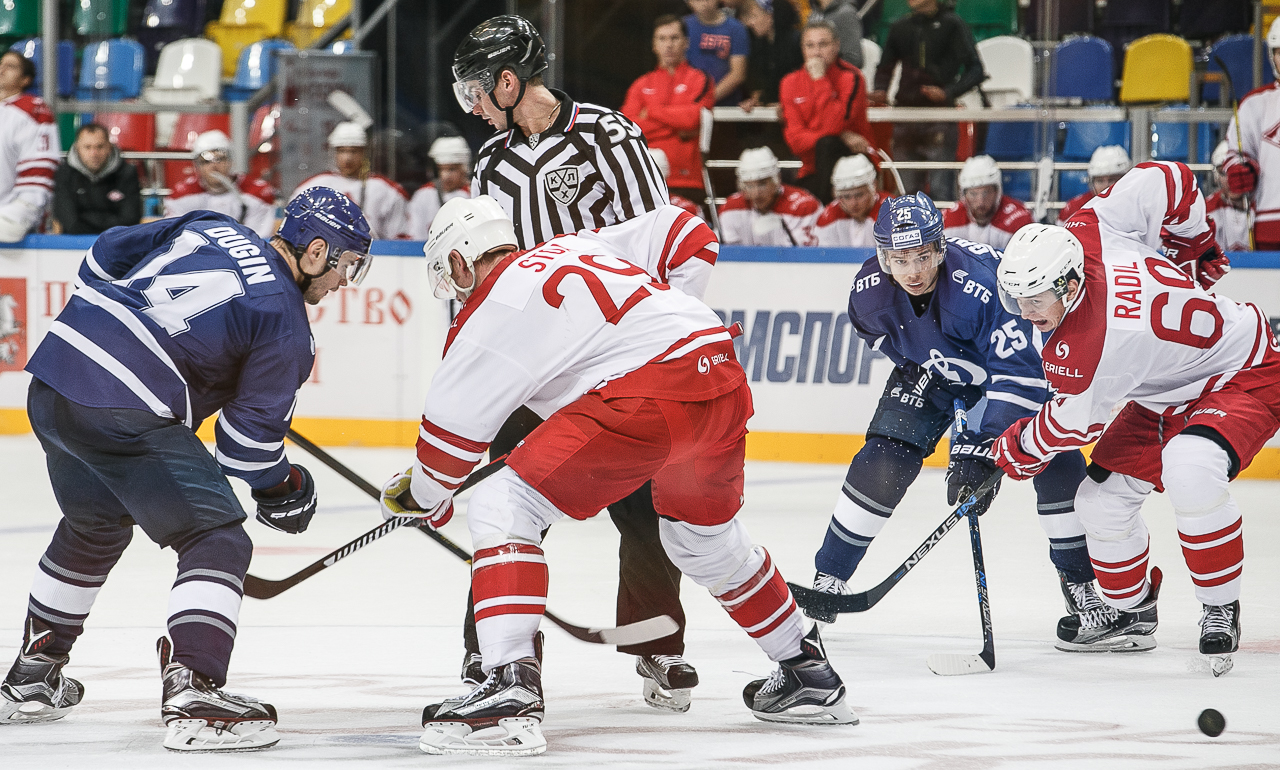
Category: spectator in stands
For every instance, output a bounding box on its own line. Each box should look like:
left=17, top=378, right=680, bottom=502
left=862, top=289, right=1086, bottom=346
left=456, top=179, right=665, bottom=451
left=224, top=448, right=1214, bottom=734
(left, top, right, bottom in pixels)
left=1208, top=140, right=1252, bottom=252
left=871, top=0, right=984, bottom=197
left=815, top=153, right=889, bottom=246
left=1057, top=145, right=1130, bottom=224
left=164, top=130, right=278, bottom=238
left=650, top=148, right=702, bottom=216
left=622, top=14, right=715, bottom=202
left=684, top=0, right=750, bottom=106
left=807, top=0, right=863, bottom=69
left=0, top=51, right=59, bottom=242
left=780, top=20, right=874, bottom=204
left=942, top=154, right=1031, bottom=250
left=720, top=146, right=820, bottom=245
left=407, top=136, right=471, bottom=239
left=739, top=0, right=803, bottom=111
left=52, top=124, right=142, bottom=235
left=290, top=121, right=409, bottom=240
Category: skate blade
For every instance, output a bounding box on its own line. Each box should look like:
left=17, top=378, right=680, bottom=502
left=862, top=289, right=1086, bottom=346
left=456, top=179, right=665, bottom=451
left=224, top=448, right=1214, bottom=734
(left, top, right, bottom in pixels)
left=642, top=679, right=691, bottom=713
left=420, top=717, right=546, bottom=756
left=750, top=698, right=859, bottom=725
left=162, top=718, right=280, bottom=752
left=1209, top=654, right=1235, bottom=677
left=926, top=654, right=994, bottom=676
left=1054, top=634, right=1157, bottom=653
left=0, top=699, right=74, bottom=725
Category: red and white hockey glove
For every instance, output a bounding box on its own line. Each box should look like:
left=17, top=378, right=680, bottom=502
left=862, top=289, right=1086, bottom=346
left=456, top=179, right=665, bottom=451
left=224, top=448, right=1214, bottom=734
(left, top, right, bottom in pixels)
left=380, top=467, right=454, bottom=530
left=1223, top=155, right=1259, bottom=196
left=993, top=417, right=1049, bottom=481
left=1162, top=221, right=1230, bottom=291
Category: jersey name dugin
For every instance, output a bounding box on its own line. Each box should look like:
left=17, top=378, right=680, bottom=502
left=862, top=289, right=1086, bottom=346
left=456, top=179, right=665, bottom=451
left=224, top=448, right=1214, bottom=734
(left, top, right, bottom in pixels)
left=202, top=226, right=277, bottom=285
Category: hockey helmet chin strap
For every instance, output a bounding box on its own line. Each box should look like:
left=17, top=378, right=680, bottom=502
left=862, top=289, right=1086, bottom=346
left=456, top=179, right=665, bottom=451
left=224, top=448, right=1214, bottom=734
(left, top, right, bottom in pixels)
left=292, top=241, right=334, bottom=294
left=488, top=71, right=530, bottom=136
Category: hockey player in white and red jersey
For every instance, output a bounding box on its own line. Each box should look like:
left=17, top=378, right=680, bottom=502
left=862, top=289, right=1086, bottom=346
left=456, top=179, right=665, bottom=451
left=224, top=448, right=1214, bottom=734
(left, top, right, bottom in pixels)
left=576, top=202, right=718, bottom=299
left=1220, top=17, right=1280, bottom=250
left=0, top=51, right=60, bottom=242
left=290, top=121, right=410, bottom=239
left=380, top=195, right=855, bottom=756
left=163, top=130, right=278, bottom=238
left=1207, top=140, right=1253, bottom=252
left=992, top=161, right=1274, bottom=675
left=719, top=147, right=820, bottom=245
left=942, top=155, right=1033, bottom=251
left=814, top=154, right=890, bottom=247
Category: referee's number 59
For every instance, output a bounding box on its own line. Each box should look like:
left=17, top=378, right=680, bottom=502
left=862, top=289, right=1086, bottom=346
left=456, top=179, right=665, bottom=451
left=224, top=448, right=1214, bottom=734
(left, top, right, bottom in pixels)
left=599, top=114, right=642, bottom=143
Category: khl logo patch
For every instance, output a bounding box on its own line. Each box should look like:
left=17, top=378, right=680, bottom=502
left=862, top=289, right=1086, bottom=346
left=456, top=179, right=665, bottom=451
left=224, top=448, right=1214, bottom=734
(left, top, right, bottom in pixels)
left=545, top=166, right=581, bottom=205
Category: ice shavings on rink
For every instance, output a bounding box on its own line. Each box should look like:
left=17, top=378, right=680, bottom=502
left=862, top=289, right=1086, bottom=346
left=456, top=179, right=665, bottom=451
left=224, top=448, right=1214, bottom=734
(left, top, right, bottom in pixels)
left=1, top=435, right=1277, bottom=768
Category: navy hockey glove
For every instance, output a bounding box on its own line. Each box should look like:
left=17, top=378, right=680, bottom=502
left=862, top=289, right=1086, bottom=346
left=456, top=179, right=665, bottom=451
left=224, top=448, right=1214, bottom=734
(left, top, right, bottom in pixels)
left=946, top=430, right=1001, bottom=515
left=252, top=464, right=318, bottom=534
left=903, top=364, right=982, bottom=415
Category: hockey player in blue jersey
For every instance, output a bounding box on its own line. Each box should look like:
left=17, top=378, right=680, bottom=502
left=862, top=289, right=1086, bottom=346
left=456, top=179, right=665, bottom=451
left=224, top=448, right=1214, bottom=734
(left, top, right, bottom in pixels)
left=0, top=188, right=373, bottom=751
left=807, top=193, right=1114, bottom=646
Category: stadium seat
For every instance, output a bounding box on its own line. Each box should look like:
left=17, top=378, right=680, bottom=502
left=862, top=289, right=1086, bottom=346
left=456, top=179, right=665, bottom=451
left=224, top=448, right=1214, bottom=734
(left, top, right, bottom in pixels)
left=144, top=39, right=223, bottom=105
left=1202, top=34, right=1275, bottom=105
left=1049, top=36, right=1113, bottom=102
left=954, top=0, right=1017, bottom=43
left=1150, top=105, right=1217, bottom=164
left=860, top=38, right=880, bottom=81
left=291, top=0, right=352, bottom=49
left=1119, top=34, right=1192, bottom=103
left=138, top=0, right=209, bottom=75
left=974, top=36, right=1033, bottom=108
left=1062, top=120, right=1131, bottom=159
left=73, top=0, right=130, bottom=37
left=95, top=112, right=157, bottom=153
left=11, top=39, right=76, bottom=98
left=207, top=0, right=288, bottom=76
left=224, top=39, right=295, bottom=101
left=77, top=39, right=146, bottom=101
left=984, top=107, right=1047, bottom=201
left=0, top=1, right=40, bottom=39
left=1058, top=171, right=1090, bottom=200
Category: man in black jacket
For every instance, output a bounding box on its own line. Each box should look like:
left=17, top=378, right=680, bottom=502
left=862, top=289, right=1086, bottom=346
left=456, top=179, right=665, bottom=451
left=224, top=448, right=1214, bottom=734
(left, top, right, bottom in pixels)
left=871, top=0, right=984, bottom=197
left=53, top=124, right=142, bottom=234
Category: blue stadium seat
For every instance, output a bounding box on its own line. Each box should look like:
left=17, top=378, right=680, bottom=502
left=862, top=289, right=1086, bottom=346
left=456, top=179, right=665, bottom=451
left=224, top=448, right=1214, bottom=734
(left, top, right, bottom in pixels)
left=10, top=39, right=76, bottom=97
left=1151, top=106, right=1217, bottom=164
left=138, top=0, right=208, bottom=74
left=1049, top=36, right=1113, bottom=102
left=1062, top=120, right=1131, bottom=159
left=1059, top=170, right=1090, bottom=199
left=224, top=39, right=295, bottom=101
left=1202, top=34, right=1276, bottom=105
left=77, top=39, right=146, bottom=101
left=984, top=107, right=1048, bottom=202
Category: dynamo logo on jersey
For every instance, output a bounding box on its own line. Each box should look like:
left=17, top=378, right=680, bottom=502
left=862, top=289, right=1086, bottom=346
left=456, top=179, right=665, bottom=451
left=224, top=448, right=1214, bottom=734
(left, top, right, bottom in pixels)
left=923, top=348, right=988, bottom=385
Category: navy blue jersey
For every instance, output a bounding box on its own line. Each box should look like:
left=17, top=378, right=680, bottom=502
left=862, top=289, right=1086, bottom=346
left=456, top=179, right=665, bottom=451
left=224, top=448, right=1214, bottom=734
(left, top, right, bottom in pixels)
left=26, top=212, right=312, bottom=489
left=848, top=237, right=1048, bottom=436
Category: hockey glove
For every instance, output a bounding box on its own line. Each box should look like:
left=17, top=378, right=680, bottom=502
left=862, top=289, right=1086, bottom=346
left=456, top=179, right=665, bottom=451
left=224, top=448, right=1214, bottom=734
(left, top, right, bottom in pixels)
left=1223, top=155, right=1258, bottom=196
left=901, top=364, right=983, bottom=415
left=993, top=417, right=1049, bottom=480
left=252, top=464, right=318, bottom=534
left=1162, top=221, right=1231, bottom=291
left=946, top=430, right=1001, bottom=515
left=380, top=467, right=454, bottom=530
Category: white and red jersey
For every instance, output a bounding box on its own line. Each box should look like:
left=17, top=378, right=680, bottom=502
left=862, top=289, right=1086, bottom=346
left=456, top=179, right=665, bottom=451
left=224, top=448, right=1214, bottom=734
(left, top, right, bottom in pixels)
left=406, top=182, right=470, bottom=240
left=1205, top=190, right=1252, bottom=252
left=1226, top=81, right=1280, bottom=244
left=163, top=175, right=278, bottom=238
left=291, top=172, right=409, bottom=240
left=943, top=195, right=1034, bottom=251
left=1017, top=163, right=1277, bottom=461
left=575, top=204, right=719, bottom=300
left=408, top=235, right=740, bottom=509
left=718, top=184, right=820, bottom=246
left=813, top=192, right=890, bottom=247
left=0, top=93, right=59, bottom=236
left=1056, top=191, right=1094, bottom=225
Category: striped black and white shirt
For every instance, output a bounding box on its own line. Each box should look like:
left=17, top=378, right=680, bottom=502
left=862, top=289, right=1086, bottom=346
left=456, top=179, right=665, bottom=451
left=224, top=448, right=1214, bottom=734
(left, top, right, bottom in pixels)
left=472, top=89, right=669, bottom=248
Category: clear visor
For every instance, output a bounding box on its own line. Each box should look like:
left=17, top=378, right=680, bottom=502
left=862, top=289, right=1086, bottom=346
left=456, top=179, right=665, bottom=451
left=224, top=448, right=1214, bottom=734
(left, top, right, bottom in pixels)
left=876, top=242, right=944, bottom=278
left=196, top=149, right=230, bottom=164
left=998, top=284, right=1062, bottom=316
left=330, top=247, right=373, bottom=286
left=453, top=73, right=493, bottom=112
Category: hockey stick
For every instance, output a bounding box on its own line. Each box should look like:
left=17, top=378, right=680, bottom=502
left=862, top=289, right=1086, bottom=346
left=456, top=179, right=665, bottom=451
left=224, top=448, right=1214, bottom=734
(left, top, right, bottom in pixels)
left=1213, top=53, right=1256, bottom=250
left=925, top=400, right=995, bottom=675
left=253, top=430, right=679, bottom=647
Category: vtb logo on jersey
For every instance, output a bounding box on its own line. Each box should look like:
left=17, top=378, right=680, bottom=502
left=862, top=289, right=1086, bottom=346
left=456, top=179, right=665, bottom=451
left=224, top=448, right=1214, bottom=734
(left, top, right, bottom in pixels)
left=545, top=166, right=581, bottom=205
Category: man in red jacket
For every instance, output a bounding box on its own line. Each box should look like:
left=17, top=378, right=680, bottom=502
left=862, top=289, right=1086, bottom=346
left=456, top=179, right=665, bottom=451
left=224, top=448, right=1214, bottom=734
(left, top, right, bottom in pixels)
left=623, top=14, right=716, bottom=202
left=779, top=20, right=874, bottom=204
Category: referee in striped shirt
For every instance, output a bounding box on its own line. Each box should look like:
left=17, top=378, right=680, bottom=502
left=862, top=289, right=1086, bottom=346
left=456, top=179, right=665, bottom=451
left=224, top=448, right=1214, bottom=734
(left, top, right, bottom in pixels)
left=450, top=16, right=701, bottom=710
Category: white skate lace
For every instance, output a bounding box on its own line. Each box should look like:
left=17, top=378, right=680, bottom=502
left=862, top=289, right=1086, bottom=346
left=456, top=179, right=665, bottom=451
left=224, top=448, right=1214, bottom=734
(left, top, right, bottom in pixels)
left=1067, top=582, right=1118, bottom=629
left=814, top=573, right=849, bottom=595
left=650, top=655, right=689, bottom=671
left=759, top=666, right=788, bottom=696
left=1201, top=604, right=1235, bottom=636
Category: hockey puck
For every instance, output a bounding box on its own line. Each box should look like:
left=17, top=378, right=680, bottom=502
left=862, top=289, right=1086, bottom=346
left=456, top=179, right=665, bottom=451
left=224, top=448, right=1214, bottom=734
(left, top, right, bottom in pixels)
left=1197, top=708, right=1226, bottom=737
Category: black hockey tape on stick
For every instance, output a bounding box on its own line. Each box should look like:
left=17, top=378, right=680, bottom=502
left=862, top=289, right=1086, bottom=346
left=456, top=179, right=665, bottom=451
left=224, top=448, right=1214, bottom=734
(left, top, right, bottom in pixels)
left=249, top=431, right=679, bottom=646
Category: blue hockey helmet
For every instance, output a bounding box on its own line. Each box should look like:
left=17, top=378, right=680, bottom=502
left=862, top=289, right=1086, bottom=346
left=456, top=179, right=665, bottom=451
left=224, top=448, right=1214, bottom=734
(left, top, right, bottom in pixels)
left=277, top=187, right=374, bottom=285
left=872, top=192, right=946, bottom=280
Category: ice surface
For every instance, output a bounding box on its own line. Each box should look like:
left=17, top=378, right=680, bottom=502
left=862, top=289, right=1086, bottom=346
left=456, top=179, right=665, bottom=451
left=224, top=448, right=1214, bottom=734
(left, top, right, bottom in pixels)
left=1, top=434, right=1277, bottom=768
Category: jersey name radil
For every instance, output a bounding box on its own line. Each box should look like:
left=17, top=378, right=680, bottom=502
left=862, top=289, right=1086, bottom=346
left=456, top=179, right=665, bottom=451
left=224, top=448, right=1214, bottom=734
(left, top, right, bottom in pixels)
left=203, top=226, right=276, bottom=285
left=1111, top=261, right=1142, bottom=320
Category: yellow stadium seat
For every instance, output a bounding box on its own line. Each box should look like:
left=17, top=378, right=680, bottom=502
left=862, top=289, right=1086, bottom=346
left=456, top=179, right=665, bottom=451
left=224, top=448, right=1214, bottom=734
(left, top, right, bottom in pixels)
left=290, top=0, right=351, bottom=49
left=219, top=0, right=287, bottom=36
left=206, top=22, right=271, bottom=76
left=1119, top=34, right=1192, bottom=104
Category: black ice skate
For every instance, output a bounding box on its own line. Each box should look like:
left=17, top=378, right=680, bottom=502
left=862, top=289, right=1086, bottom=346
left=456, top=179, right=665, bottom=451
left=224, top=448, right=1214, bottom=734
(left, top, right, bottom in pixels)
left=1199, top=600, right=1240, bottom=677
left=804, top=572, right=852, bottom=626
left=460, top=652, right=484, bottom=687
left=1, top=617, right=84, bottom=725
left=743, top=625, right=858, bottom=725
left=157, top=637, right=279, bottom=752
left=1053, top=572, right=1122, bottom=652
left=421, top=657, right=546, bottom=756
left=636, top=654, right=699, bottom=713
left=1061, top=567, right=1162, bottom=653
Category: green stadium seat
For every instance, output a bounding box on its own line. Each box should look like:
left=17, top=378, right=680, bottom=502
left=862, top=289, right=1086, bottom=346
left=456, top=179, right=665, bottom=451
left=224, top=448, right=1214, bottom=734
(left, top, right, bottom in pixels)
left=73, top=0, right=130, bottom=37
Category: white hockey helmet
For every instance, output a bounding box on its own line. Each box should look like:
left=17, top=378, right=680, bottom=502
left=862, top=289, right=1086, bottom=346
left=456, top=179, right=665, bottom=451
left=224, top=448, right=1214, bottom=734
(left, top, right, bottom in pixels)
left=958, top=154, right=1002, bottom=196
left=1087, top=145, right=1131, bottom=179
left=328, top=121, right=368, bottom=149
left=191, top=129, right=230, bottom=161
left=831, top=154, right=877, bottom=192
left=997, top=224, right=1085, bottom=315
left=649, top=147, right=671, bottom=181
left=424, top=195, right=518, bottom=300
left=428, top=136, right=471, bottom=167
left=1269, top=17, right=1280, bottom=79
left=1211, top=139, right=1230, bottom=170
left=736, top=146, right=780, bottom=183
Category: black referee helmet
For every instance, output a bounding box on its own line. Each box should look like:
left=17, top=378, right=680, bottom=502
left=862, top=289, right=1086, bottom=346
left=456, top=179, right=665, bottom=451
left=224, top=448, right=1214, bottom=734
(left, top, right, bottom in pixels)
left=452, top=15, right=548, bottom=126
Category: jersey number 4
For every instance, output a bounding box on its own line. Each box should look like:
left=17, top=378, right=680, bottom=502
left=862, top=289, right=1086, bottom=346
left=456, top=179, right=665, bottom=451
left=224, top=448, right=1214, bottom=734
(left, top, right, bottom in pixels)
left=142, top=270, right=246, bottom=335
left=542, top=255, right=665, bottom=324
